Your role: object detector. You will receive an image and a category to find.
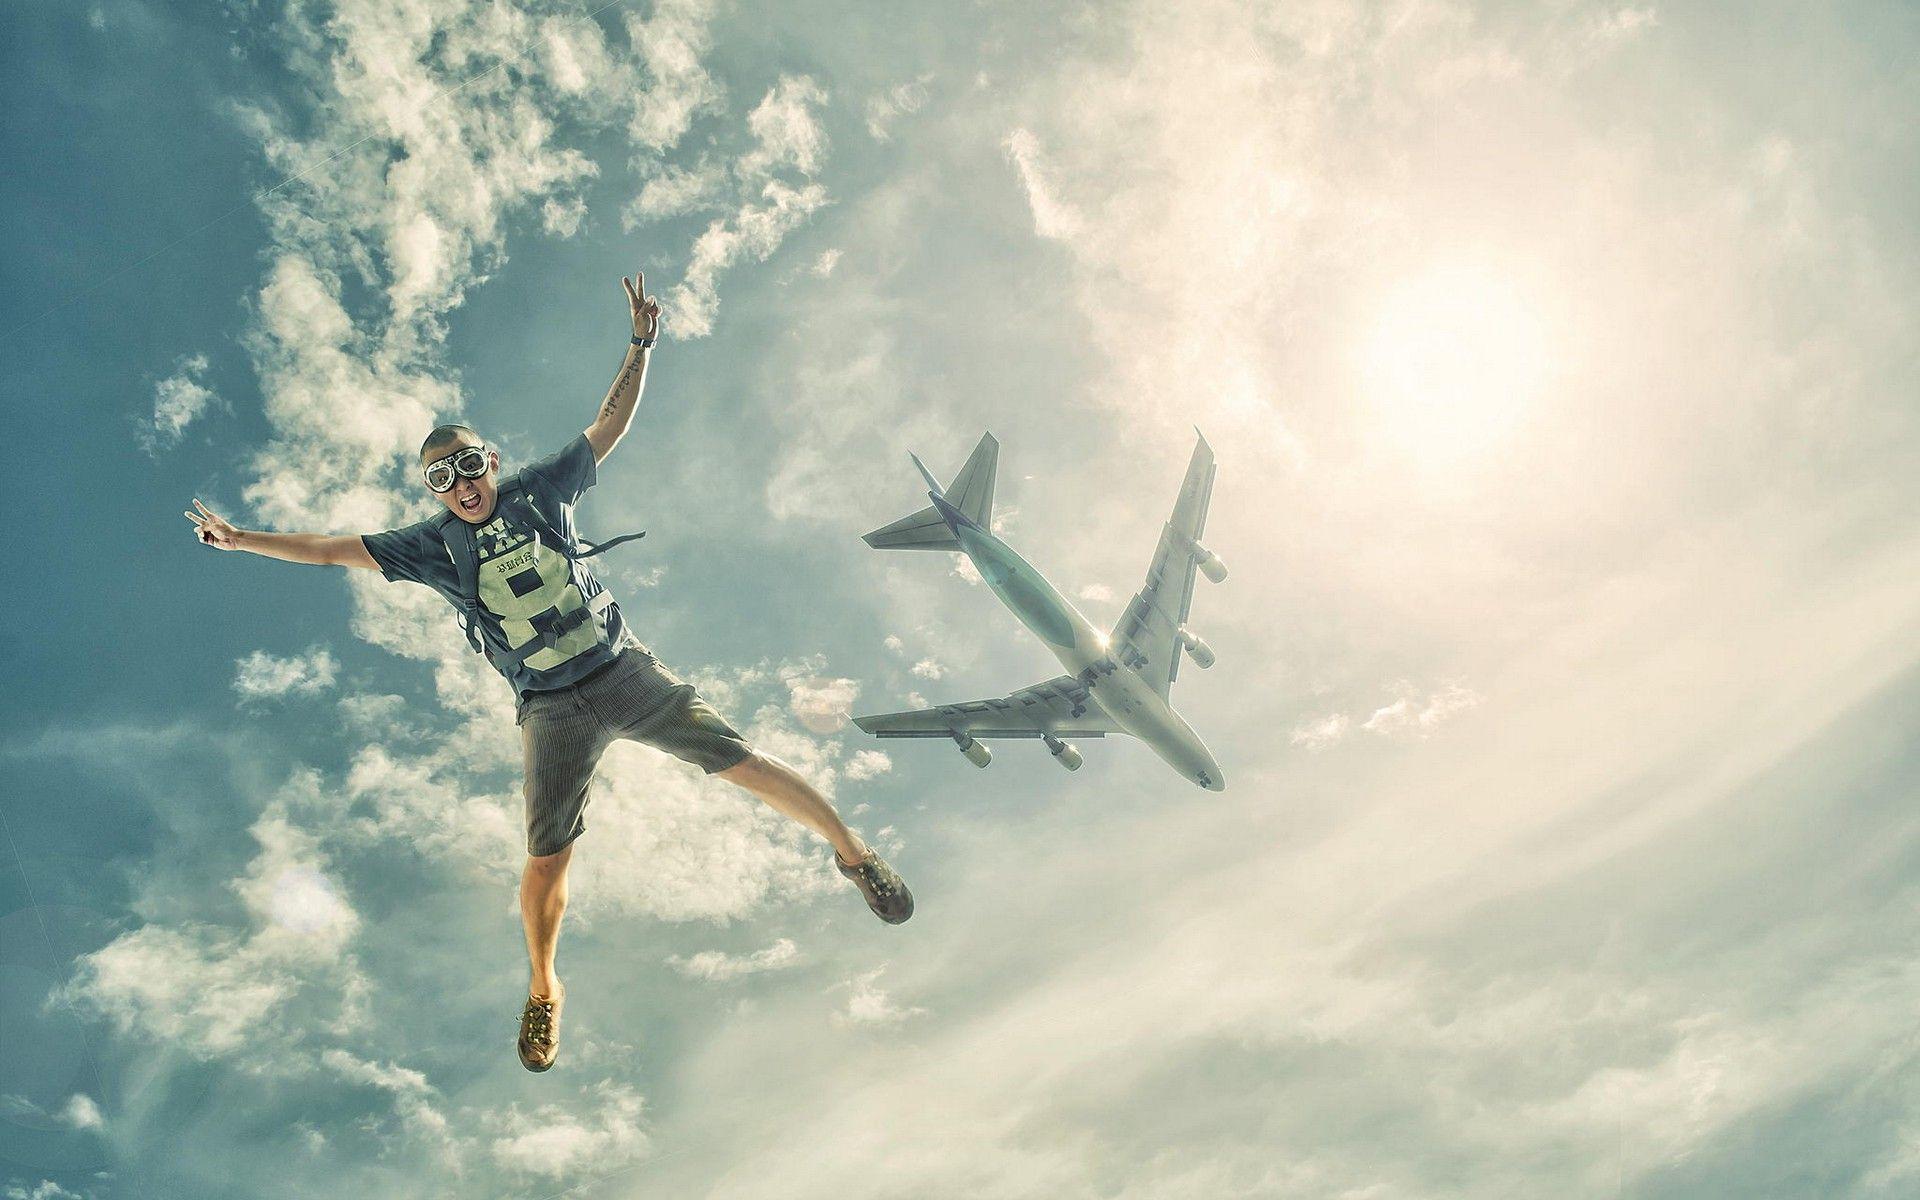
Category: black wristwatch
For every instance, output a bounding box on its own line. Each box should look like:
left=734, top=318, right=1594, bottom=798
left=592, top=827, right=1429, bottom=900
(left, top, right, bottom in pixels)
left=631, top=334, right=655, bottom=348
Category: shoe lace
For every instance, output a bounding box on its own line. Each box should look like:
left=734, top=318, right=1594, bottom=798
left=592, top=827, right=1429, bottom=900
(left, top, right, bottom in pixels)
left=521, top=998, right=555, bottom=1047
left=858, top=859, right=897, bottom=898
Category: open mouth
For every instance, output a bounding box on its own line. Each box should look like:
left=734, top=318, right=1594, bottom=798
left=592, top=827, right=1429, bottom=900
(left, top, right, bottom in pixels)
left=459, top=493, right=482, bottom=513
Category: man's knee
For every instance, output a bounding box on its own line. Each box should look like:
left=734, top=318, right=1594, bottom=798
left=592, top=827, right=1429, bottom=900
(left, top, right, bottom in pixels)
left=524, top=842, right=574, bottom=877
left=715, top=749, right=767, bottom=782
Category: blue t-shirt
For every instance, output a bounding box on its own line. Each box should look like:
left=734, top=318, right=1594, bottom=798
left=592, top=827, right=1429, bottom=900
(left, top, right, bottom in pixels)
left=362, top=433, right=635, bottom=698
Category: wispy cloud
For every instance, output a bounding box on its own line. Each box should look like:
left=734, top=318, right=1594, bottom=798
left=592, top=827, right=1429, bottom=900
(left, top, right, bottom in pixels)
left=667, top=937, right=800, bottom=981
left=864, top=75, right=931, bottom=142
left=1003, top=127, right=1082, bottom=241
left=832, top=967, right=925, bottom=1027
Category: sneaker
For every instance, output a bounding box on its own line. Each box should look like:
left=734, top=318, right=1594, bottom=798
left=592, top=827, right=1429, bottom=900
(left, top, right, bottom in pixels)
left=517, top=993, right=561, bottom=1072
left=836, top=848, right=914, bottom=924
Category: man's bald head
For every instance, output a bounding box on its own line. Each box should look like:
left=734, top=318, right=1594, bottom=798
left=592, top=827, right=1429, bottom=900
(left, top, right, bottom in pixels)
left=420, top=423, right=483, bottom=461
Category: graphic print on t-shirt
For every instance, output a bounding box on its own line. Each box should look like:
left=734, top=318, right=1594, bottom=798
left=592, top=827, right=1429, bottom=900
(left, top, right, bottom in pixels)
left=474, top=507, right=597, bottom=671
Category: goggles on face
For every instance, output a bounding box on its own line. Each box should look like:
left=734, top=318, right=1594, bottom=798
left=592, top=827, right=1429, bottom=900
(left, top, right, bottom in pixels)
left=424, top=445, right=490, bottom=493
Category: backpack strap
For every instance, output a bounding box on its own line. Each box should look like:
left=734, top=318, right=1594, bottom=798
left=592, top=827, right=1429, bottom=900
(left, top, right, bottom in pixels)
left=430, top=509, right=486, bottom=655
left=502, top=486, right=646, bottom=562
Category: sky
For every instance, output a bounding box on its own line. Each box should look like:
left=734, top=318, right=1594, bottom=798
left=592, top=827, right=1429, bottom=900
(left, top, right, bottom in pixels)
left=2, top=0, right=1917, bottom=1196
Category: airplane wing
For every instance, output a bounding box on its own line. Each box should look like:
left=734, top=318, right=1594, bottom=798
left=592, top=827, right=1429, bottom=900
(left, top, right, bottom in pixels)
left=1108, top=433, right=1219, bottom=697
left=853, top=675, right=1117, bottom=740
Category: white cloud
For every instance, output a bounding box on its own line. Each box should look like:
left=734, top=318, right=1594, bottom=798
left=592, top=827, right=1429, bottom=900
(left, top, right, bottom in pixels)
left=540, top=194, right=588, bottom=238
left=66, top=805, right=364, bottom=1059
left=1592, top=6, right=1659, bottom=43
left=1288, top=712, right=1351, bottom=750
left=657, top=75, right=832, bottom=336
left=785, top=672, right=860, bottom=734
left=909, top=658, right=945, bottom=680
left=864, top=75, right=931, bottom=141
left=882, top=634, right=905, bottom=654
left=140, top=352, right=220, bottom=452
left=628, top=159, right=728, bottom=220
left=233, top=647, right=339, bottom=702
left=488, top=1081, right=647, bottom=1178
left=1361, top=681, right=1483, bottom=739
left=843, top=749, right=892, bottom=781
left=669, top=181, right=828, bottom=337
left=1004, top=127, right=1082, bottom=241
left=737, top=74, right=829, bottom=179
left=667, top=937, right=800, bottom=981
left=808, top=247, right=841, bottom=277
left=3, top=1183, right=84, bottom=1200
left=833, top=967, right=926, bottom=1027
left=57, top=1094, right=103, bottom=1132
left=1076, top=583, right=1113, bottom=603
left=623, top=0, right=724, bottom=152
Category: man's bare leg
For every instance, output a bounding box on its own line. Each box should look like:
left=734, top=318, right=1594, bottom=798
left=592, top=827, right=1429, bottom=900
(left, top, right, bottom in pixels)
left=715, top=751, right=867, bottom=864
left=520, top=842, right=573, bottom=1002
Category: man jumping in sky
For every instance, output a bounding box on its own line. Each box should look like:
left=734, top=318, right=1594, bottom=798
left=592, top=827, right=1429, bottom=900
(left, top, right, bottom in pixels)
left=185, top=268, right=912, bottom=1073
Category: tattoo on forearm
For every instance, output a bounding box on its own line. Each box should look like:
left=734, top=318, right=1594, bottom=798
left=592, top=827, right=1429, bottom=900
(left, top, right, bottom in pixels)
left=601, top=355, right=642, bottom=419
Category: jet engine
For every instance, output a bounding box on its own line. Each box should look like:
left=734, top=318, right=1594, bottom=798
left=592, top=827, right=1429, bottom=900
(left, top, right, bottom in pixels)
left=952, top=732, right=991, bottom=768
left=1044, top=734, right=1083, bottom=771
left=1192, top=543, right=1228, bottom=584
left=1177, top=627, right=1216, bottom=669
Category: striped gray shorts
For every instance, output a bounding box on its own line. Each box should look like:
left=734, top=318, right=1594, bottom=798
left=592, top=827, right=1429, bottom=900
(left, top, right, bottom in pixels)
left=515, top=645, right=754, bottom=857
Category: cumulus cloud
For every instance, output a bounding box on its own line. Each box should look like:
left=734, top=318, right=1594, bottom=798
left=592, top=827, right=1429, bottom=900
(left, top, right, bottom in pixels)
left=624, top=0, right=724, bottom=151
left=843, top=749, right=892, bottom=781
left=3, top=1183, right=84, bottom=1200
left=233, top=647, right=339, bottom=702
left=882, top=634, right=905, bottom=655
left=65, top=806, right=364, bottom=1059
left=667, top=937, right=800, bottom=981
left=57, top=1094, right=103, bottom=1132
left=1076, top=582, right=1113, bottom=602
left=909, top=658, right=944, bottom=680
left=139, top=352, right=221, bottom=452
left=785, top=672, right=860, bottom=734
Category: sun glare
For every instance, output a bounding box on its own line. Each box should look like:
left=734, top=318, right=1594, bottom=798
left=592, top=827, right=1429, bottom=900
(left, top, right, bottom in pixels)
left=1361, top=262, right=1551, bottom=465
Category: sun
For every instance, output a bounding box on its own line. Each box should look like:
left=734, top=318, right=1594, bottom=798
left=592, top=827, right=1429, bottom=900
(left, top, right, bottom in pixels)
left=1361, top=261, right=1551, bottom=465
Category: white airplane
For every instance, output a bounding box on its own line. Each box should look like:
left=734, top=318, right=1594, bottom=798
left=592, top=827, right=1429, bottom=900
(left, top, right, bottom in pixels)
left=854, top=431, right=1228, bottom=791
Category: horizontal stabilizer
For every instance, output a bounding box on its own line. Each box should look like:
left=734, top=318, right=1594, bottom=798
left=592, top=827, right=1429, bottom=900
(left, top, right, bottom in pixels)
left=863, top=505, right=962, bottom=551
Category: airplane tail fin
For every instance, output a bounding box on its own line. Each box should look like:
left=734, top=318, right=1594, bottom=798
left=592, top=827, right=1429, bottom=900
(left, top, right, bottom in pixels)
left=862, top=433, right=999, bottom=551
left=943, top=432, right=998, bottom=527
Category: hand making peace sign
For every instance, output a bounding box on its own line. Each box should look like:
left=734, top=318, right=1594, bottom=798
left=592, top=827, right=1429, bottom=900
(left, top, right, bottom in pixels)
left=622, top=268, right=662, bottom=341
left=184, top=498, right=241, bottom=550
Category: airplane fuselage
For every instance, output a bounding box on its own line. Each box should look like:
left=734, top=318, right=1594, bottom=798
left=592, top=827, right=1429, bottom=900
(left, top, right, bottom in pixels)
left=940, top=496, right=1225, bottom=791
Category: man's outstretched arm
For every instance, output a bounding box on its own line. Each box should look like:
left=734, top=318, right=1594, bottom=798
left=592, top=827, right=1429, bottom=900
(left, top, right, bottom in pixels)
left=184, top=498, right=379, bottom=569
left=584, top=266, right=663, bottom=465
